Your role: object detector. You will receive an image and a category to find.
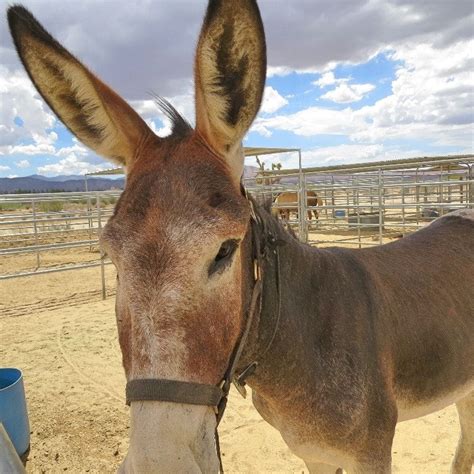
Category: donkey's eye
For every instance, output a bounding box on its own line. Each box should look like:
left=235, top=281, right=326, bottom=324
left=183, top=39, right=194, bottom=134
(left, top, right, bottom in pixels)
left=216, top=239, right=238, bottom=261
left=209, top=239, right=240, bottom=276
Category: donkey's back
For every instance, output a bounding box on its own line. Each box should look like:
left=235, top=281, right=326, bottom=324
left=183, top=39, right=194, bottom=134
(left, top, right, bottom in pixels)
left=357, top=209, right=474, bottom=419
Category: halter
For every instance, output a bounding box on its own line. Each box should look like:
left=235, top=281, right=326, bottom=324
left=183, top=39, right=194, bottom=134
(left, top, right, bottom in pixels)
left=124, top=196, right=283, bottom=472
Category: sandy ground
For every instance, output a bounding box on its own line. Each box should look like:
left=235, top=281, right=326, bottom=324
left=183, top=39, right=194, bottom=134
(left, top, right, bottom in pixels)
left=0, top=264, right=463, bottom=474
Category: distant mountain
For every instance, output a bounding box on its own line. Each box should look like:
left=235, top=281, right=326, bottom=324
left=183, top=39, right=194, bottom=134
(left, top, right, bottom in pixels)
left=243, top=165, right=258, bottom=178
left=26, top=174, right=95, bottom=182
left=0, top=176, right=125, bottom=193
left=0, top=167, right=259, bottom=194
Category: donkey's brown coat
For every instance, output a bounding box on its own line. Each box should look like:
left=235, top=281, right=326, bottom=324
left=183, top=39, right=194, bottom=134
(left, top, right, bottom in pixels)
left=8, top=1, right=474, bottom=473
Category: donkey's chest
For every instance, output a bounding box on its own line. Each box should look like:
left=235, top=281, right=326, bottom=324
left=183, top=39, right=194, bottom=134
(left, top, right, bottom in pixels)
left=251, top=391, right=355, bottom=467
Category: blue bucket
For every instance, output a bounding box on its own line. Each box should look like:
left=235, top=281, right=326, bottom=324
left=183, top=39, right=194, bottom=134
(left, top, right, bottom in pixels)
left=0, top=368, right=30, bottom=457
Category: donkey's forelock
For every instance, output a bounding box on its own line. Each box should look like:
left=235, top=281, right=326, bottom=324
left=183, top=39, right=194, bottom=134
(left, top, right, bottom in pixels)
left=152, top=95, right=193, bottom=140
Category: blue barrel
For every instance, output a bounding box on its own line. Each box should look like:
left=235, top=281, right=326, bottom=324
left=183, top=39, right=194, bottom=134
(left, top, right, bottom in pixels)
left=334, top=210, right=346, bottom=218
left=0, top=368, right=30, bottom=457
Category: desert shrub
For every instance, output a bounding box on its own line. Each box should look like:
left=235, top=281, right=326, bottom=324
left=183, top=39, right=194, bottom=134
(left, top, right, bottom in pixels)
left=38, top=200, right=64, bottom=213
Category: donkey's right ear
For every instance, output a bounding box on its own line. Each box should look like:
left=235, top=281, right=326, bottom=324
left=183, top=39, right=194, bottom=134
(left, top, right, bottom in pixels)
left=7, top=6, right=153, bottom=167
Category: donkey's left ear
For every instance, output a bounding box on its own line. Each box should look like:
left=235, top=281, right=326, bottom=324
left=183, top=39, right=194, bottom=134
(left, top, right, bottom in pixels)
left=194, top=0, right=266, bottom=184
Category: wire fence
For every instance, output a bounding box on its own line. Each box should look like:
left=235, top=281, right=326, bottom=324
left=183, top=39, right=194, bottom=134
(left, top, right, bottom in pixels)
left=1, top=155, right=472, bottom=298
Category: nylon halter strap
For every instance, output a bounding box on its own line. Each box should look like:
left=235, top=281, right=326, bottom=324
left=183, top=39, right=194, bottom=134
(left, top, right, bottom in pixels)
left=124, top=197, right=282, bottom=471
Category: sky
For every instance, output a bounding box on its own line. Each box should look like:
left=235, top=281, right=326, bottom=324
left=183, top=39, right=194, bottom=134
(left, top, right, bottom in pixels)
left=0, top=0, right=473, bottom=177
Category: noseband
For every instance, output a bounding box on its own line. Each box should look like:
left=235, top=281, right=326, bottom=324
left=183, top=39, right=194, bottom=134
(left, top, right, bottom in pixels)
left=124, top=196, right=283, bottom=472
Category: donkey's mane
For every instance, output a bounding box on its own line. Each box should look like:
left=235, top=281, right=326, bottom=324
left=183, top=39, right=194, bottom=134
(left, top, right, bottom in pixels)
left=253, top=198, right=299, bottom=243
left=152, top=94, right=193, bottom=139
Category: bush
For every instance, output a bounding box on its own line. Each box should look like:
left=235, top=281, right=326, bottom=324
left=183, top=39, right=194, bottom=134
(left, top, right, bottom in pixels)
left=38, top=200, right=64, bottom=213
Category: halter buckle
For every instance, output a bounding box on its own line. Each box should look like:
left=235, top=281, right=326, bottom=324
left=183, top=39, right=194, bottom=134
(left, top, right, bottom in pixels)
left=253, top=259, right=261, bottom=281
left=232, top=378, right=248, bottom=398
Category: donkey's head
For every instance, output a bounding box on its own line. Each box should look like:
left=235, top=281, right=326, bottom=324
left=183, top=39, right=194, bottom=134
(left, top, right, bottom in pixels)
left=8, top=0, right=266, bottom=471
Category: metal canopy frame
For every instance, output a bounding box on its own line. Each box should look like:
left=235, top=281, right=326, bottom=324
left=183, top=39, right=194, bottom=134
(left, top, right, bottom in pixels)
left=84, top=147, right=302, bottom=175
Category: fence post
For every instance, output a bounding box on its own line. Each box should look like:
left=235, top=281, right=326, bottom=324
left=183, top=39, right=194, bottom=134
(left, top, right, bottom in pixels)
left=468, top=165, right=473, bottom=206
left=378, top=168, right=383, bottom=245
left=401, top=171, right=406, bottom=236
left=297, top=149, right=308, bottom=242
left=96, top=193, right=106, bottom=300
left=31, top=198, right=40, bottom=269
left=298, top=174, right=308, bottom=242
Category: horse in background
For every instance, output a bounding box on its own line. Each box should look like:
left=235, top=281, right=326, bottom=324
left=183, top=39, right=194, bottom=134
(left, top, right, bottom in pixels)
left=274, top=190, right=323, bottom=222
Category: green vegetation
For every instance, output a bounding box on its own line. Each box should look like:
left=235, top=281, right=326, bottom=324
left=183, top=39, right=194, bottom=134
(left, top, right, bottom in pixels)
left=0, top=202, right=29, bottom=211
left=38, top=201, right=64, bottom=213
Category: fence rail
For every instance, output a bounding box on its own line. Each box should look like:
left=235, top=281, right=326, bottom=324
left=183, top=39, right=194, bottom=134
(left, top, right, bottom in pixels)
left=1, top=155, right=472, bottom=297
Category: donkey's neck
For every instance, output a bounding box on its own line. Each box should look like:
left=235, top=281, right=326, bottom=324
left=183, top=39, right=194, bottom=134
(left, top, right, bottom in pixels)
left=242, top=210, right=372, bottom=417
left=242, top=210, right=328, bottom=398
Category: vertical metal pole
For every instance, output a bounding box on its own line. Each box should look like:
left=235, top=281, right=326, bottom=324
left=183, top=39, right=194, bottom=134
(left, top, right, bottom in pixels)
left=355, top=176, right=361, bottom=248
left=87, top=195, right=93, bottom=251
left=32, top=199, right=40, bottom=269
left=401, top=171, right=406, bottom=236
left=415, top=168, right=420, bottom=226
left=447, top=167, right=452, bottom=204
left=439, top=167, right=443, bottom=215
left=324, top=186, right=328, bottom=219
left=378, top=168, right=383, bottom=245
left=469, top=164, right=473, bottom=206
left=331, top=175, right=335, bottom=218
left=96, top=192, right=106, bottom=300
left=297, top=149, right=307, bottom=242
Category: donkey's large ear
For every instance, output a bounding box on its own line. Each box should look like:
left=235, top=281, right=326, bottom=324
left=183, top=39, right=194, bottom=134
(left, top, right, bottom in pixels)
left=7, top=6, right=153, bottom=167
left=195, top=0, right=266, bottom=182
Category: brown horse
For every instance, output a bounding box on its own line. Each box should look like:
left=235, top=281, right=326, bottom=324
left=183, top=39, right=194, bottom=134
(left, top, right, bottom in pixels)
left=8, top=2, right=474, bottom=473
left=275, top=190, right=323, bottom=221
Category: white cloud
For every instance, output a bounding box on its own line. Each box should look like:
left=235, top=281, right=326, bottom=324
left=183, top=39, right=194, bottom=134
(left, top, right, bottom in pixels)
left=267, top=66, right=320, bottom=77
left=37, top=154, right=108, bottom=176
left=56, top=143, right=89, bottom=157
left=321, top=83, right=375, bottom=103
left=303, top=144, right=384, bottom=166
left=0, top=165, right=11, bottom=172
left=260, top=86, right=288, bottom=114
left=313, top=72, right=344, bottom=88
left=15, top=159, right=30, bottom=168
left=0, top=66, right=56, bottom=148
left=245, top=144, right=429, bottom=170
left=254, top=40, right=474, bottom=150
left=252, top=106, right=361, bottom=138
left=352, top=40, right=474, bottom=144
left=6, top=143, right=55, bottom=155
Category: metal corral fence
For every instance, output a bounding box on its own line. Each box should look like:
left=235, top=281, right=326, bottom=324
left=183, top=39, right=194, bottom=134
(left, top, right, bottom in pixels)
left=0, top=191, right=121, bottom=296
left=244, top=154, right=473, bottom=247
left=1, top=155, right=473, bottom=297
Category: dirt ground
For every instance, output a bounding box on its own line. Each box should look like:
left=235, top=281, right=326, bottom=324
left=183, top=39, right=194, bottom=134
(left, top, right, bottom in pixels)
left=0, top=264, right=463, bottom=473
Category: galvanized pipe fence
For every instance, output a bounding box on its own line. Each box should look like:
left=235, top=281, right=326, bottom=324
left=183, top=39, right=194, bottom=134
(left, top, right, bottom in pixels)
left=244, top=155, right=473, bottom=248
left=1, top=155, right=472, bottom=299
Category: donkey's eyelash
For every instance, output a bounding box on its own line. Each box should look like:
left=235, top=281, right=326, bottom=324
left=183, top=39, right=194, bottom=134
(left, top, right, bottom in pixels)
left=208, top=239, right=240, bottom=277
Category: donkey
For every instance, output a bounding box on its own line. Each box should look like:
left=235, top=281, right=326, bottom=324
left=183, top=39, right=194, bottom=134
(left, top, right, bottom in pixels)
left=8, top=1, right=474, bottom=473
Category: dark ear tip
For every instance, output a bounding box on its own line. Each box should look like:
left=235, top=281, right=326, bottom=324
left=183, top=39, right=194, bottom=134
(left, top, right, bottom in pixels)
left=7, top=4, right=34, bottom=31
